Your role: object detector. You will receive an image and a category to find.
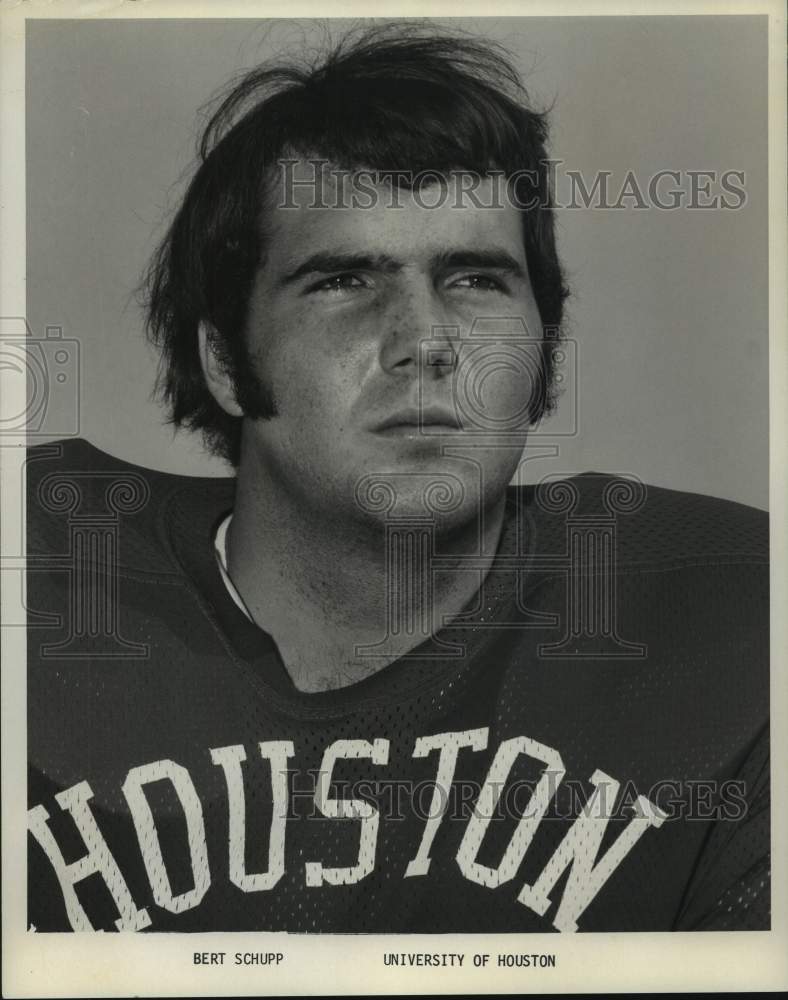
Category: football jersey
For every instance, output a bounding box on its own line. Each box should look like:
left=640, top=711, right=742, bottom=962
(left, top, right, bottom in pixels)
left=26, top=439, right=770, bottom=933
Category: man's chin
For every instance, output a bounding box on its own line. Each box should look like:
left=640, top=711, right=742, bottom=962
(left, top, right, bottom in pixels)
left=350, top=456, right=486, bottom=530
left=353, top=436, right=523, bottom=502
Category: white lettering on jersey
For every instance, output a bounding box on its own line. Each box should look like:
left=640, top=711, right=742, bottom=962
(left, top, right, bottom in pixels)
left=405, top=728, right=489, bottom=878
left=305, top=738, right=390, bottom=887
left=457, top=736, right=565, bottom=889
left=122, top=759, right=210, bottom=914
left=517, top=768, right=668, bottom=932
left=30, top=737, right=669, bottom=930
left=210, top=741, right=294, bottom=892
left=27, top=781, right=151, bottom=931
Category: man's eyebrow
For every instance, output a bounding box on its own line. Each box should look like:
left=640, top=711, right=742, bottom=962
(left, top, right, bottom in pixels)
left=279, top=252, right=402, bottom=285
left=435, top=249, right=526, bottom=278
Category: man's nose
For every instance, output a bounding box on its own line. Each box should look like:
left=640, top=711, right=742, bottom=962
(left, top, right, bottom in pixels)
left=377, top=280, right=457, bottom=379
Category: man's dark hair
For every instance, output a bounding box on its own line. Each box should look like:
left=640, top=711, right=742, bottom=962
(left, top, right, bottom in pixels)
left=142, top=22, right=570, bottom=466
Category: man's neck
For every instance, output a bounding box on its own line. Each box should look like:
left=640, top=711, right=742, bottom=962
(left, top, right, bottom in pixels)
left=226, top=465, right=508, bottom=694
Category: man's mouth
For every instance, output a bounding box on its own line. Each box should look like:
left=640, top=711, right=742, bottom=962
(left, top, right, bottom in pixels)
left=372, top=406, right=461, bottom=435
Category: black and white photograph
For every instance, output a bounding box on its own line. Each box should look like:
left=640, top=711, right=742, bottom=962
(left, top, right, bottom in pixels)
left=1, top=1, right=786, bottom=996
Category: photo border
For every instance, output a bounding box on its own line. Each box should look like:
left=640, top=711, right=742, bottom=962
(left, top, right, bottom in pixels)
left=2, top=0, right=786, bottom=995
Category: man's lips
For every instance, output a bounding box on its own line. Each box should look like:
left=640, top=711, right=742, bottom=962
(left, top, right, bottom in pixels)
left=371, top=406, right=461, bottom=433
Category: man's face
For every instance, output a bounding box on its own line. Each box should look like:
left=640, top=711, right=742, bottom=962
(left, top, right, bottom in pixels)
left=234, top=165, right=544, bottom=529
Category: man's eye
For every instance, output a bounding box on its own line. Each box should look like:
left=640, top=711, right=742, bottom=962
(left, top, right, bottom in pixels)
left=311, top=273, right=367, bottom=293
left=450, top=274, right=506, bottom=292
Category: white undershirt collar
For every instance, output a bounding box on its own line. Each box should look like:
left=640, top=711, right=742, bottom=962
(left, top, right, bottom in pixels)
left=214, top=512, right=253, bottom=621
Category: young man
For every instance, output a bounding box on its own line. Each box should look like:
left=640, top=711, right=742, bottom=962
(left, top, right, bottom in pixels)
left=27, top=24, right=769, bottom=933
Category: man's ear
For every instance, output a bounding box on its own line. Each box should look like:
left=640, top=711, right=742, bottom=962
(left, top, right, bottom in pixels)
left=198, top=322, right=244, bottom=418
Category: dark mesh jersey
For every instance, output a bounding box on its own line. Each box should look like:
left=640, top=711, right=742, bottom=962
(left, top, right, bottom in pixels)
left=26, top=439, right=770, bottom=933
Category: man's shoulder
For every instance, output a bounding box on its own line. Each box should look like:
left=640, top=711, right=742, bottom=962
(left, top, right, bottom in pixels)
left=508, top=470, right=768, bottom=569
left=25, top=440, right=242, bottom=784
left=26, top=435, right=224, bottom=481
left=26, top=438, right=235, bottom=575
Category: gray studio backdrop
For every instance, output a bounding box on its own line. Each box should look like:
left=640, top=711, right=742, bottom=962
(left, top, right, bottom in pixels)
left=26, top=16, right=769, bottom=510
